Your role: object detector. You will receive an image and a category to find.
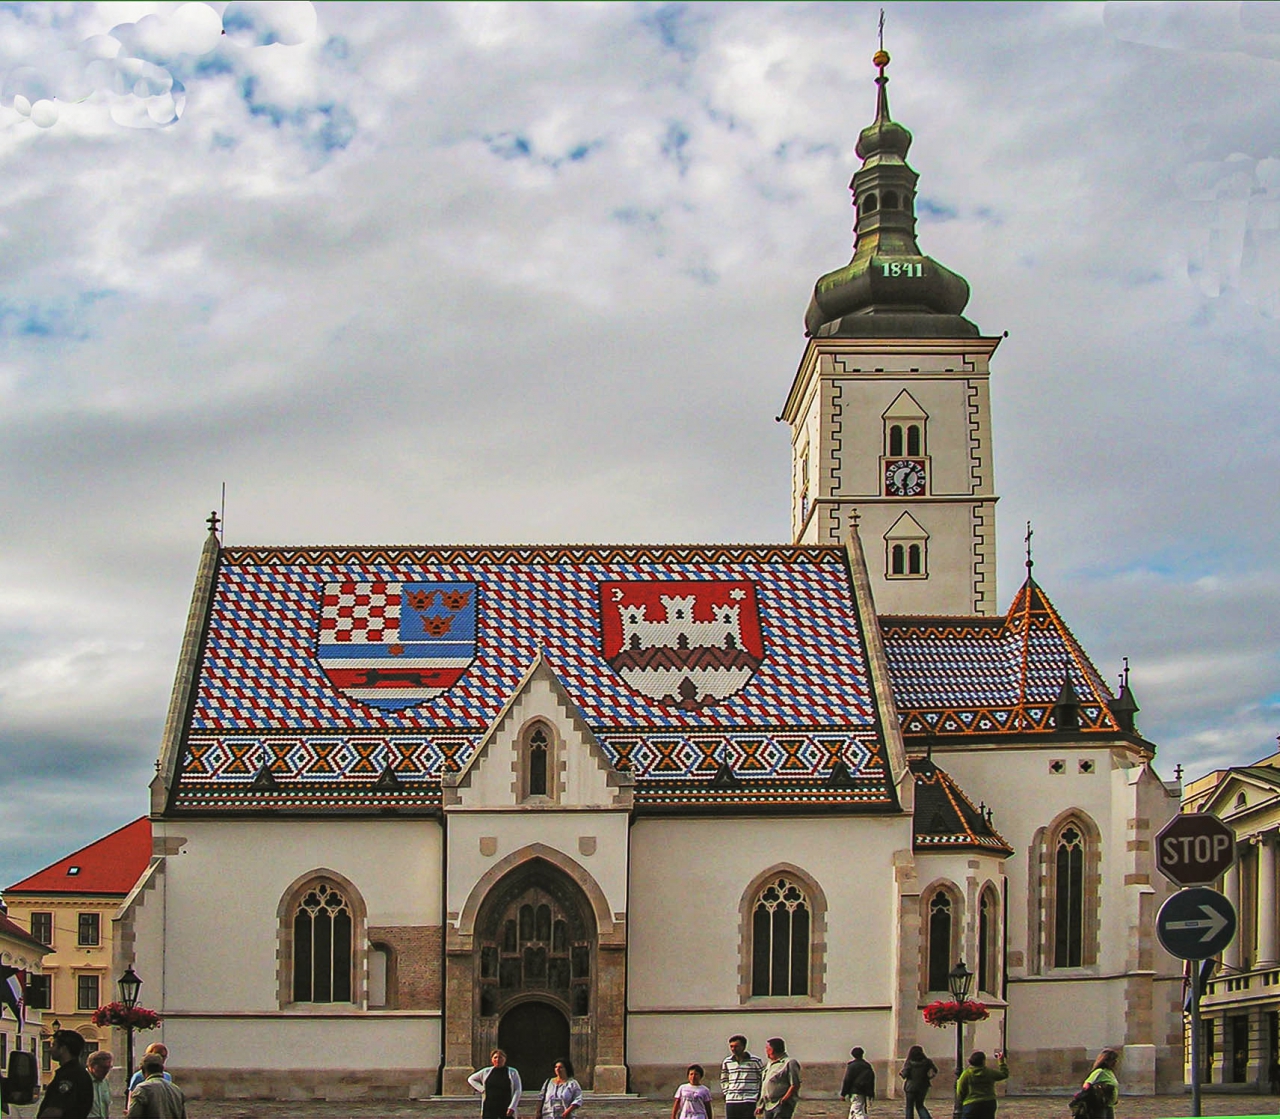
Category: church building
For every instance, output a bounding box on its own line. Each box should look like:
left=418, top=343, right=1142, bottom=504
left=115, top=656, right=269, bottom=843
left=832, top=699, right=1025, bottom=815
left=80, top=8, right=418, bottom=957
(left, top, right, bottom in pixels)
left=121, top=52, right=1186, bottom=1102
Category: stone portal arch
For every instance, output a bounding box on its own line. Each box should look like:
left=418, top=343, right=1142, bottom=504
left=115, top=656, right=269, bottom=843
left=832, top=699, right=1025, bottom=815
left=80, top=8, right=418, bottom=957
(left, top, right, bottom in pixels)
left=444, top=851, right=626, bottom=1094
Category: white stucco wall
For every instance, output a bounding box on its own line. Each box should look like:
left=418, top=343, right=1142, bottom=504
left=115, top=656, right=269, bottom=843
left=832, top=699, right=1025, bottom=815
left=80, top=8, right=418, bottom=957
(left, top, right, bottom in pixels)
left=627, top=814, right=912, bottom=1066
left=151, top=818, right=442, bottom=1013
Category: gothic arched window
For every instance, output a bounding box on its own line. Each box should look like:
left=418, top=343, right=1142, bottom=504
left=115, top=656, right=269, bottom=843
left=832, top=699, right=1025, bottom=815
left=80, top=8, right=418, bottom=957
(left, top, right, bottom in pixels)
left=977, top=886, right=999, bottom=995
left=751, top=877, right=810, bottom=997
left=1055, top=826, right=1085, bottom=968
left=292, top=882, right=353, bottom=1003
left=529, top=727, right=548, bottom=796
left=926, top=890, right=955, bottom=992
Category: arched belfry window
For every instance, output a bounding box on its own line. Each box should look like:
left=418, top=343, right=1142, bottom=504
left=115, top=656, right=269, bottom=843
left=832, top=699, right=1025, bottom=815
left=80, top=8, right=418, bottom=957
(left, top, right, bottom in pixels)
left=906, top=424, right=922, bottom=456
left=751, top=877, right=810, bottom=996
left=889, top=424, right=904, bottom=457
left=1055, top=826, right=1085, bottom=968
left=293, top=882, right=353, bottom=1003
left=926, top=889, right=955, bottom=992
left=863, top=192, right=878, bottom=213
left=883, top=190, right=899, bottom=209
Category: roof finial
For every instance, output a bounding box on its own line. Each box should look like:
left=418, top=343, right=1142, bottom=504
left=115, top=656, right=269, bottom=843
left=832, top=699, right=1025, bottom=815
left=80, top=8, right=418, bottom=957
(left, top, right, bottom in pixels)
left=206, top=510, right=221, bottom=536
left=873, top=11, right=891, bottom=122
left=1121, top=655, right=1130, bottom=690
left=1024, top=520, right=1034, bottom=574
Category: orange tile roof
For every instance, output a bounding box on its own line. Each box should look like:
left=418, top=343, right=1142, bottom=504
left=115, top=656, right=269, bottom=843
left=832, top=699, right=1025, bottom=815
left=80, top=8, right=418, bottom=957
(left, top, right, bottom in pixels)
left=5, top=817, right=151, bottom=896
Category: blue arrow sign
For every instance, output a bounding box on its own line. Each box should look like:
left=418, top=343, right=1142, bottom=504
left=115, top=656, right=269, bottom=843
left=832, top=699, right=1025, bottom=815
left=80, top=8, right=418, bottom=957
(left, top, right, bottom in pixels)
left=1157, top=887, right=1237, bottom=960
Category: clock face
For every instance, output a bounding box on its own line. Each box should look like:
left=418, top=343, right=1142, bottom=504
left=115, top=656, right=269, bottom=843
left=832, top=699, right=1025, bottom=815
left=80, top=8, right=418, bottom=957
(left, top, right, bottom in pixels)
left=884, top=458, right=926, bottom=497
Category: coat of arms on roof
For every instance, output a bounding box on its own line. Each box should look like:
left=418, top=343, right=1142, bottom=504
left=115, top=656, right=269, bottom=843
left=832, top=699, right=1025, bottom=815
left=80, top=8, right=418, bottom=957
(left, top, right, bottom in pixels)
left=599, top=580, right=764, bottom=711
left=317, top=580, right=477, bottom=710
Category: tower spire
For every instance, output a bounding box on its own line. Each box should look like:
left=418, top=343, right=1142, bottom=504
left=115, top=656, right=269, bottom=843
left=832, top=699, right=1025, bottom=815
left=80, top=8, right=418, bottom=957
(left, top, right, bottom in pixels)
left=804, top=45, right=978, bottom=339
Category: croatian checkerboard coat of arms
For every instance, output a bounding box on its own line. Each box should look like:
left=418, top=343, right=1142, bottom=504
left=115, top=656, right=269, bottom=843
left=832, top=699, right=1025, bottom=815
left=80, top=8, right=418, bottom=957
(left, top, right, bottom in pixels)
left=318, top=580, right=477, bottom=710
left=600, top=580, right=765, bottom=710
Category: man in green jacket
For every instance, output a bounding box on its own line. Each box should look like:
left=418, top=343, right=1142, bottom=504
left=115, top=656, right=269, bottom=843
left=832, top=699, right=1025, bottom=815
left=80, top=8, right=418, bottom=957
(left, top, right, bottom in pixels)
left=955, top=1050, right=1008, bottom=1119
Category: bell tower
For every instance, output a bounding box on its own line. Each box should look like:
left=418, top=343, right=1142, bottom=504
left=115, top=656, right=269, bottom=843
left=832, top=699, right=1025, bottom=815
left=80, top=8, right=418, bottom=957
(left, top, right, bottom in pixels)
left=780, top=49, right=1001, bottom=616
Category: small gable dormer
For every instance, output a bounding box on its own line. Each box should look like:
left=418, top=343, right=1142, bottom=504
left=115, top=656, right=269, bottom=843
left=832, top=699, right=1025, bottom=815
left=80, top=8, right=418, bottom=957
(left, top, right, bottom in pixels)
left=885, top=511, right=929, bottom=578
left=883, top=389, right=929, bottom=459
left=443, top=656, right=633, bottom=811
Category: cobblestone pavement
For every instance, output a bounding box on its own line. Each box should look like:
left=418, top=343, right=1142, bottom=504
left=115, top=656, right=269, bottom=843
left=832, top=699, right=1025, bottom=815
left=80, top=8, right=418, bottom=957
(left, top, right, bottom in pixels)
left=168, top=1096, right=1280, bottom=1118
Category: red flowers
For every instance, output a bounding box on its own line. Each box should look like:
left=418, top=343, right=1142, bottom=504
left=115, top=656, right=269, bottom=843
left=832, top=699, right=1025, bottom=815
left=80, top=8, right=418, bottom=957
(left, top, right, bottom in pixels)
left=922, top=999, right=989, bottom=1027
left=91, top=1002, right=162, bottom=1030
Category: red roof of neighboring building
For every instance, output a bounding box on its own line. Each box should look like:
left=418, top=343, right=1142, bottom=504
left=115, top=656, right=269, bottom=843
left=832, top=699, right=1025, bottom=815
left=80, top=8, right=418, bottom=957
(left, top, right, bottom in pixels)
left=0, top=912, right=51, bottom=955
left=5, top=817, right=152, bottom=896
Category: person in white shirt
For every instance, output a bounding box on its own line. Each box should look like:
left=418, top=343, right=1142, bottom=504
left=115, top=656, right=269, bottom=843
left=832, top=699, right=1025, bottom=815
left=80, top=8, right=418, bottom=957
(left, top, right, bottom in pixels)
left=468, top=1049, right=522, bottom=1119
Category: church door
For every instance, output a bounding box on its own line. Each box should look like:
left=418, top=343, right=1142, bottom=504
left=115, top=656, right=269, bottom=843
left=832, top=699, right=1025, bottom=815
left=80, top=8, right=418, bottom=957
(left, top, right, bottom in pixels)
left=498, top=1001, right=570, bottom=1090
left=471, top=859, right=598, bottom=1085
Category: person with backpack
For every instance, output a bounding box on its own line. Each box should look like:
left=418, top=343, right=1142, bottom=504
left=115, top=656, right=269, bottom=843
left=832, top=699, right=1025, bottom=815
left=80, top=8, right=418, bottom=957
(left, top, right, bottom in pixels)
left=1080, top=1050, right=1119, bottom=1119
left=839, top=1047, right=875, bottom=1119
left=899, top=1045, right=938, bottom=1119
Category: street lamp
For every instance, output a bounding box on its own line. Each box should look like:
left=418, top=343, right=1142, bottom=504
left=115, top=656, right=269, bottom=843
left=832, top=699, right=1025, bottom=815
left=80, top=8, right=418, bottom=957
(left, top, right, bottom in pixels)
left=117, top=966, right=142, bottom=1082
left=948, top=961, right=973, bottom=1083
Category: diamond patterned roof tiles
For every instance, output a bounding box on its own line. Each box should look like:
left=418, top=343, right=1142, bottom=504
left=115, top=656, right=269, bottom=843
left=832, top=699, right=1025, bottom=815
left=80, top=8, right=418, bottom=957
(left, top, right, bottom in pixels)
left=880, top=577, right=1120, bottom=737
left=169, top=544, right=897, bottom=812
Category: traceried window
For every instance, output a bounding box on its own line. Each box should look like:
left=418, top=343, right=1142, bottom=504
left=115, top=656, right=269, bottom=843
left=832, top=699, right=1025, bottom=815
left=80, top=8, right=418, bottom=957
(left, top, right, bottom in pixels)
left=751, top=877, right=810, bottom=997
left=978, top=887, right=999, bottom=995
left=292, top=883, right=353, bottom=1003
left=1055, top=826, right=1085, bottom=967
left=927, top=891, right=954, bottom=992
left=529, top=726, right=549, bottom=797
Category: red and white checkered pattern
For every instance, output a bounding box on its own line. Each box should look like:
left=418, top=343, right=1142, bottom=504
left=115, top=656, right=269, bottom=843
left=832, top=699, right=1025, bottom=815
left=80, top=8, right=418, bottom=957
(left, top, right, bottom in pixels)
left=319, top=581, right=401, bottom=644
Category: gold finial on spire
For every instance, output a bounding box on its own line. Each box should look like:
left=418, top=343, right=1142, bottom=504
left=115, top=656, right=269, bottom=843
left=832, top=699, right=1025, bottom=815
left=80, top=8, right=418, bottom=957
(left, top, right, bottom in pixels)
left=874, top=8, right=889, bottom=70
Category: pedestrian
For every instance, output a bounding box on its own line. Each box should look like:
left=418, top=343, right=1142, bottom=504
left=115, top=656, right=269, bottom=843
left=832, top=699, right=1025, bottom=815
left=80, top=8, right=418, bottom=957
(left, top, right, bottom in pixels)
left=35, top=1029, right=94, bottom=1119
left=468, top=1049, right=523, bottom=1119
left=536, top=1060, right=582, bottom=1119
left=721, top=1035, right=765, bottom=1119
left=756, top=1038, right=801, bottom=1119
left=87, top=1051, right=114, bottom=1118
left=1081, top=1050, right=1119, bottom=1119
left=125, top=1045, right=170, bottom=1108
left=124, top=1055, right=185, bottom=1119
left=840, top=1047, right=875, bottom=1119
left=899, top=1045, right=937, bottom=1119
left=954, top=1051, right=1007, bottom=1119
left=673, top=1064, right=713, bottom=1119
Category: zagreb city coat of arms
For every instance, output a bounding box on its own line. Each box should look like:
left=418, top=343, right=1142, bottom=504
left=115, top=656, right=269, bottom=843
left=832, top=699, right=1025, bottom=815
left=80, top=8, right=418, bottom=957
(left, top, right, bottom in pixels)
left=318, top=580, right=477, bottom=710
left=599, top=580, right=765, bottom=711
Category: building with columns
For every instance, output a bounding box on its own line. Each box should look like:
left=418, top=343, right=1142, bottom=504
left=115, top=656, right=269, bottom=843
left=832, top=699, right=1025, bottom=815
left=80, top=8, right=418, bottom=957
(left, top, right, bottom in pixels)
left=119, top=52, right=1186, bottom=1103
left=1182, top=751, right=1280, bottom=1089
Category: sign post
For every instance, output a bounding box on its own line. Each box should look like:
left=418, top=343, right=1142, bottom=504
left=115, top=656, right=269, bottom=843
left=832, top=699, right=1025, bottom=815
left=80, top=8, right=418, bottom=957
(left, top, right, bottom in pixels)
left=1156, top=814, right=1239, bottom=1118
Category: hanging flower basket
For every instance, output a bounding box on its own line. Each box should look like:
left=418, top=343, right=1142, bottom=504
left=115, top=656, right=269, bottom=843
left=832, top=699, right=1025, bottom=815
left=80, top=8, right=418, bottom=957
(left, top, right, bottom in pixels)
left=91, top=1003, right=162, bottom=1031
left=922, top=999, right=989, bottom=1027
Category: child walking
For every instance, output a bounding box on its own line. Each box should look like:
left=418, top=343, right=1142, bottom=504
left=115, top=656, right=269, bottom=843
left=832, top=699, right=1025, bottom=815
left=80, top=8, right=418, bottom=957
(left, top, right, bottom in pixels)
left=674, top=1064, right=715, bottom=1119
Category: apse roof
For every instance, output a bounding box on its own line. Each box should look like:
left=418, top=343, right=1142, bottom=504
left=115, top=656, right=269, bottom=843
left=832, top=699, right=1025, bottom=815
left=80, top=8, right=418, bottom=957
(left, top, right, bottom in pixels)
left=5, top=817, right=152, bottom=896
left=910, top=756, right=1013, bottom=856
left=163, top=540, right=901, bottom=815
left=880, top=576, right=1123, bottom=739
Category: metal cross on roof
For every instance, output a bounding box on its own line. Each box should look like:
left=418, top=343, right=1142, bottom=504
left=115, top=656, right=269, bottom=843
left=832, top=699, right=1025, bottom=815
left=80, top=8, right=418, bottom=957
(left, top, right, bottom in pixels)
left=1024, top=520, right=1034, bottom=572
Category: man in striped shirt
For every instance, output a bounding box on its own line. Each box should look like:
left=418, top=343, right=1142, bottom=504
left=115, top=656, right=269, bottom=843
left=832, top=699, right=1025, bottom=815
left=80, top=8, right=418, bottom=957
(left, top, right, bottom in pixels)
left=720, top=1036, right=764, bottom=1119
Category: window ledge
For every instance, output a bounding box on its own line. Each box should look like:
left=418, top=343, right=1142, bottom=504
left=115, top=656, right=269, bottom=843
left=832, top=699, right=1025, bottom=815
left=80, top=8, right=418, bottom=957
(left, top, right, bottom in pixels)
left=741, top=995, right=823, bottom=1008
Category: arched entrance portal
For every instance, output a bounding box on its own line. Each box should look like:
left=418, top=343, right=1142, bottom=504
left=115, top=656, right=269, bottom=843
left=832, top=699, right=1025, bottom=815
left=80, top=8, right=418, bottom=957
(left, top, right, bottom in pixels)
left=498, top=1001, right=570, bottom=1089
left=471, top=858, right=597, bottom=1085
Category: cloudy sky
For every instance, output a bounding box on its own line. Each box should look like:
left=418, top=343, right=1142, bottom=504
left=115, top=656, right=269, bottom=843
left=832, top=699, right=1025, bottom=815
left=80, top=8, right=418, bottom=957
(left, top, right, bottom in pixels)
left=2, top=0, right=1278, bottom=886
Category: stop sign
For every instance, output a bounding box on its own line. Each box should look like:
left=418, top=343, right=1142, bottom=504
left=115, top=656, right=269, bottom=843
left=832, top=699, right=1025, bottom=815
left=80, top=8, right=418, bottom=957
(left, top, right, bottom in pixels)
left=1156, top=814, right=1237, bottom=887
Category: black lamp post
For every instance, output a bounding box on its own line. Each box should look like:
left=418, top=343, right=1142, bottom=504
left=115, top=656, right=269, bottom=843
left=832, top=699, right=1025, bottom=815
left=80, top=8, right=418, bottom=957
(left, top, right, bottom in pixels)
left=948, top=961, right=973, bottom=1083
left=118, top=966, right=142, bottom=1083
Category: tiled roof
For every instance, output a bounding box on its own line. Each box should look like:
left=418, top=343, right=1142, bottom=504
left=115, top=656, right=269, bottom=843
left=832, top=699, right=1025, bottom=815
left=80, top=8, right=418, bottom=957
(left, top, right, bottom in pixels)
left=881, top=576, right=1120, bottom=738
left=6, top=817, right=152, bottom=895
left=168, top=544, right=898, bottom=813
left=910, top=756, right=1013, bottom=855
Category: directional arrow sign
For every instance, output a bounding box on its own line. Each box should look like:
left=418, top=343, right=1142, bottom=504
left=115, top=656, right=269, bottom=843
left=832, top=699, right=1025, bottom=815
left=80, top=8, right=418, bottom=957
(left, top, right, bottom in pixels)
left=1157, top=887, right=1237, bottom=960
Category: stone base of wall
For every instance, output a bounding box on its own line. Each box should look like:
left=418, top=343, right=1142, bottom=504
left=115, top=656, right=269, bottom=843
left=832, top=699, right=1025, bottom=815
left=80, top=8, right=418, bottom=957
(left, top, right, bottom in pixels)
left=1007, top=1047, right=1184, bottom=1096
left=171, top=1067, right=439, bottom=1101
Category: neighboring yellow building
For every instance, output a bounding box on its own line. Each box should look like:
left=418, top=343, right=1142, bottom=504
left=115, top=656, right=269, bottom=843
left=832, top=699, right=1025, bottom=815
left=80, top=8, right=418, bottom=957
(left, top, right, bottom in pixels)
left=0, top=908, right=49, bottom=1077
left=1182, top=750, right=1280, bottom=1091
left=2, top=818, right=151, bottom=1080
